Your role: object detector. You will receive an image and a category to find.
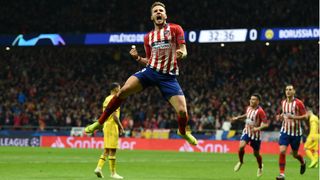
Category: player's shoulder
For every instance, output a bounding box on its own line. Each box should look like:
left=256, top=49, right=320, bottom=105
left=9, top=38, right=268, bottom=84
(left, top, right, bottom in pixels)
left=310, top=114, right=319, bottom=121
left=144, top=31, right=152, bottom=39
left=258, top=106, right=265, bottom=111
left=294, top=98, right=305, bottom=105
left=168, top=23, right=183, bottom=30
left=257, top=106, right=266, bottom=114
left=104, top=95, right=113, bottom=102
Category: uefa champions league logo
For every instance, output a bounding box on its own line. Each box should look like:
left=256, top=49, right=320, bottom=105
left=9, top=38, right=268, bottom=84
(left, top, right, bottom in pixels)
left=12, top=34, right=66, bottom=46
left=30, top=137, right=40, bottom=147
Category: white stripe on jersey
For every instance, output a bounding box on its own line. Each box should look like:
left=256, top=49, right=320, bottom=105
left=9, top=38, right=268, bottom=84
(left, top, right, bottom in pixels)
left=162, top=26, right=170, bottom=74
left=170, top=45, right=176, bottom=75
left=150, top=31, right=158, bottom=67
left=156, top=28, right=165, bottom=71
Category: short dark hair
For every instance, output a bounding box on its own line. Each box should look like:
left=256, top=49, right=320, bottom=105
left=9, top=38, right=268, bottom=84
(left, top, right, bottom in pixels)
left=151, top=2, right=166, bottom=13
left=109, top=82, right=120, bottom=92
left=285, top=84, right=295, bottom=89
left=251, top=93, right=261, bottom=101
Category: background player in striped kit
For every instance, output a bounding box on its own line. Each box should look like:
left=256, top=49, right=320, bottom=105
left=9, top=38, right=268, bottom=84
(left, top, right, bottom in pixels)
left=276, top=84, right=308, bottom=180
left=231, top=93, right=269, bottom=177
left=85, top=2, right=197, bottom=145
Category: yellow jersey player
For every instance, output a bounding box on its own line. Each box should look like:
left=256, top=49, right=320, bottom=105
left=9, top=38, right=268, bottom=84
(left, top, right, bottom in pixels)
left=94, top=82, right=124, bottom=179
left=304, top=108, right=319, bottom=168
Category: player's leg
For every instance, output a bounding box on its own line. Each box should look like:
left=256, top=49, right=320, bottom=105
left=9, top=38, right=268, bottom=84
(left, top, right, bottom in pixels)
left=254, top=150, right=263, bottom=177
left=306, top=134, right=319, bottom=168
left=313, top=136, right=319, bottom=167
left=169, top=95, right=197, bottom=145
left=94, top=148, right=108, bottom=178
left=291, top=135, right=306, bottom=175
left=85, top=75, right=143, bottom=133
left=304, top=136, right=317, bottom=168
left=108, top=149, right=123, bottom=179
left=276, top=132, right=288, bottom=180
left=251, top=140, right=263, bottom=177
left=234, top=140, right=247, bottom=172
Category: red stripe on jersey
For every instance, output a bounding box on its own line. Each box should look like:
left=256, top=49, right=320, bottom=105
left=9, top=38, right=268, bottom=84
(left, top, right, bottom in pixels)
left=159, top=28, right=168, bottom=72
left=154, top=31, right=160, bottom=68
left=148, top=32, right=154, bottom=65
left=167, top=30, right=175, bottom=73
left=166, top=48, right=172, bottom=73
left=172, top=43, right=178, bottom=74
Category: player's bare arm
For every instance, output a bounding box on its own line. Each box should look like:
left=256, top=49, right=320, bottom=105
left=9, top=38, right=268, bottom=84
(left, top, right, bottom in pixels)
left=286, top=113, right=308, bottom=121
left=112, top=113, right=124, bottom=135
left=253, top=122, right=269, bottom=132
left=176, top=44, right=187, bottom=60
left=129, top=45, right=148, bottom=65
left=276, top=113, right=284, bottom=121
left=231, top=114, right=247, bottom=121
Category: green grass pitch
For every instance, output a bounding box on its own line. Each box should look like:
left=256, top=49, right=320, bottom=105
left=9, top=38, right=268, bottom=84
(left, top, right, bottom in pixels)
left=0, top=147, right=318, bottom=180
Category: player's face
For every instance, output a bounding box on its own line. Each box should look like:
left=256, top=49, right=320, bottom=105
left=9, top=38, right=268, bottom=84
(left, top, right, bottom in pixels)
left=151, top=5, right=167, bottom=26
left=285, top=85, right=295, bottom=98
left=249, top=96, right=259, bottom=107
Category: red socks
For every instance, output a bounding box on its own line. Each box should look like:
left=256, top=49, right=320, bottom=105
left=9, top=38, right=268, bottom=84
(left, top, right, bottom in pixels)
left=239, top=149, right=245, bottom=163
left=279, top=153, right=286, bottom=174
left=177, top=114, right=188, bottom=135
left=294, top=154, right=304, bottom=165
left=256, top=155, right=262, bottom=168
left=98, top=96, right=124, bottom=125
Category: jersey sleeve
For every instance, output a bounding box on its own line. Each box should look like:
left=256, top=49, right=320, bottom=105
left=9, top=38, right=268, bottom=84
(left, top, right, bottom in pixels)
left=277, top=100, right=284, bottom=114
left=174, top=24, right=186, bottom=45
left=144, top=34, right=151, bottom=59
left=259, top=109, right=268, bottom=123
left=297, top=100, right=306, bottom=115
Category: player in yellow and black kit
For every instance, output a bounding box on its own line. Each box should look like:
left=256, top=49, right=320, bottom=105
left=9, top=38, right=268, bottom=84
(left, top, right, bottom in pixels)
left=304, top=108, right=319, bottom=168
left=94, top=82, right=124, bottom=179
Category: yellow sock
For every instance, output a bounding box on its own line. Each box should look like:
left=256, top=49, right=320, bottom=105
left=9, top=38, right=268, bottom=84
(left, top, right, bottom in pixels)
left=305, top=149, right=314, bottom=162
left=97, top=155, right=107, bottom=169
left=109, top=156, right=116, bottom=174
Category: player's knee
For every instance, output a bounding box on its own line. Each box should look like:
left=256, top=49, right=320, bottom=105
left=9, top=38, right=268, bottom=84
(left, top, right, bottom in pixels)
left=292, top=151, right=299, bottom=157
left=279, top=150, right=286, bottom=155
left=253, top=151, right=260, bottom=157
left=177, top=109, right=187, bottom=118
left=117, top=87, right=130, bottom=99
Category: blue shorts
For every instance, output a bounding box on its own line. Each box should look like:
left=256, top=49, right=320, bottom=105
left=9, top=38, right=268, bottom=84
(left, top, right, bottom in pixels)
left=279, top=132, right=301, bottom=151
left=133, top=67, right=184, bottom=100
left=240, top=133, right=261, bottom=151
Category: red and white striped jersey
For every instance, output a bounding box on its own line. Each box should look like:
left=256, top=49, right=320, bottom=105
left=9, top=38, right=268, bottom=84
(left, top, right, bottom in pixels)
left=243, top=106, right=268, bottom=140
left=280, top=98, right=306, bottom=136
left=144, top=23, right=185, bottom=75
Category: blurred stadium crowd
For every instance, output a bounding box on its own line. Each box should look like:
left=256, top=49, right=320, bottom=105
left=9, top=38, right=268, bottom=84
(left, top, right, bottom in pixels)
left=0, top=0, right=318, bottom=133
left=0, top=0, right=318, bottom=34
left=0, top=43, right=318, bottom=132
